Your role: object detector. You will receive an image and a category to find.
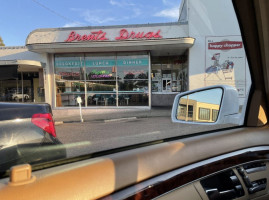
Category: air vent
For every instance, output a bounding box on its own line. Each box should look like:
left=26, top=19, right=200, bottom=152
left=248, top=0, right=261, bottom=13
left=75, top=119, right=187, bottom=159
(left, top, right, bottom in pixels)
left=243, top=162, right=266, bottom=174
left=237, top=165, right=267, bottom=194
left=200, top=170, right=244, bottom=200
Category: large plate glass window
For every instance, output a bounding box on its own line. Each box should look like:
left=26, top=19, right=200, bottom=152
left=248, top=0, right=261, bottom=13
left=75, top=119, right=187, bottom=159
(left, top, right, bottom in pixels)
left=55, top=54, right=85, bottom=107
left=85, top=53, right=116, bottom=107
left=117, top=53, right=149, bottom=106
left=54, top=52, right=149, bottom=107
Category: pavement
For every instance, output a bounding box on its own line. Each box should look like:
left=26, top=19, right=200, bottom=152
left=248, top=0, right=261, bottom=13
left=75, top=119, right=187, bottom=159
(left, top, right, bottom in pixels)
left=54, top=106, right=172, bottom=124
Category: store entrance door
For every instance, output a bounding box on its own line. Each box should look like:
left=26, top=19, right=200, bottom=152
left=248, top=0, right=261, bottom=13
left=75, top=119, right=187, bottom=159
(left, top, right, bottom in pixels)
left=162, top=77, right=172, bottom=92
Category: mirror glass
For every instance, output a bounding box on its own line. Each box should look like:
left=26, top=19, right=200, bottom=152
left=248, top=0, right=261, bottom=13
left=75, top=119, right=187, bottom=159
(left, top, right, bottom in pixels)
left=176, top=88, right=223, bottom=123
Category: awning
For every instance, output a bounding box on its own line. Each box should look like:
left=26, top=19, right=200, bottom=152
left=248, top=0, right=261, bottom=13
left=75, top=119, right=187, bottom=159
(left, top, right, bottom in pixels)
left=0, top=60, right=45, bottom=72
left=0, top=65, right=17, bottom=80
left=27, top=38, right=195, bottom=56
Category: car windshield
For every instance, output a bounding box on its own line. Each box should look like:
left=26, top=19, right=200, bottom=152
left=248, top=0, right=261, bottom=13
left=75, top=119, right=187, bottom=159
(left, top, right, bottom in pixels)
left=0, top=0, right=251, bottom=175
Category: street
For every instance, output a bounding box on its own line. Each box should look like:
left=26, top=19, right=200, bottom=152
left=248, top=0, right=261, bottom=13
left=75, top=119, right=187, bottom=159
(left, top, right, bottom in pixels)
left=56, top=116, right=232, bottom=158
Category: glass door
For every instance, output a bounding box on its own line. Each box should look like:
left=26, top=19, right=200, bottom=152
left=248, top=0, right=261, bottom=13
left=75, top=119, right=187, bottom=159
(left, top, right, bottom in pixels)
left=162, top=78, right=172, bottom=92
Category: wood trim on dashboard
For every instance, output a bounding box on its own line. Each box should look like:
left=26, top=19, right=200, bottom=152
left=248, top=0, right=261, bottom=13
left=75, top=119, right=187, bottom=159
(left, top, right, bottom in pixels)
left=100, top=146, right=269, bottom=200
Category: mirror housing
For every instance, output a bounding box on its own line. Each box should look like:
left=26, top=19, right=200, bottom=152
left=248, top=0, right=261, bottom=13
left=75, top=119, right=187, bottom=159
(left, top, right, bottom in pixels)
left=171, top=85, right=240, bottom=125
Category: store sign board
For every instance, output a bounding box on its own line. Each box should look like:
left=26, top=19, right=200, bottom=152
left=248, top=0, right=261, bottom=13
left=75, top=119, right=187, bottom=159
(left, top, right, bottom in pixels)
left=55, top=58, right=149, bottom=68
left=208, top=41, right=243, bottom=50
left=117, top=58, right=149, bottom=66
left=65, top=31, right=108, bottom=42
left=27, top=24, right=187, bottom=45
left=64, top=29, right=162, bottom=42
left=115, top=29, right=162, bottom=40
left=85, top=60, right=116, bottom=67
left=55, top=60, right=84, bottom=68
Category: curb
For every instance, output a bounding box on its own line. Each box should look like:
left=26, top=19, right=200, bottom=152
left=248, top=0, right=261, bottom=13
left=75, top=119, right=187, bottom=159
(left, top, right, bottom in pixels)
left=55, top=114, right=171, bottom=124
left=55, top=121, right=64, bottom=126
left=104, top=117, right=137, bottom=123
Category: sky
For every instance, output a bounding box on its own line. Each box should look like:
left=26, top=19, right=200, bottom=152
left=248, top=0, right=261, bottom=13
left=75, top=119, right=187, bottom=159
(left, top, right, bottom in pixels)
left=182, top=88, right=223, bottom=105
left=0, top=0, right=181, bottom=46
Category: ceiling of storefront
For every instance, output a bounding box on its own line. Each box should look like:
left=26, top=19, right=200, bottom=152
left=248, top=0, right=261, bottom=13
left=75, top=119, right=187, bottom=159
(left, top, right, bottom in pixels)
left=0, top=60, right=44, bottom=72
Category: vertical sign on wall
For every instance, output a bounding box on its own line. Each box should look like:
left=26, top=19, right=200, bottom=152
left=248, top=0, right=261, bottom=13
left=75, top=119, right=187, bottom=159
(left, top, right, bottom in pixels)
left=205, top=36, right=246, bottom=98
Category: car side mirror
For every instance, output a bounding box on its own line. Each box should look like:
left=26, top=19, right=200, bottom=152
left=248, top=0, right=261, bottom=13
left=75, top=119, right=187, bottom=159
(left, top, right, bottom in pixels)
left=171, top=85, right=240, bottom=125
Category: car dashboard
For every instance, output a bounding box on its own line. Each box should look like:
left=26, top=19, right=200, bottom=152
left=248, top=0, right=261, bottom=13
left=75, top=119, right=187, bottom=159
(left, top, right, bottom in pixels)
left=156, top=161, right=269, bottom=200
left=0, top=127, right=268, bottom=200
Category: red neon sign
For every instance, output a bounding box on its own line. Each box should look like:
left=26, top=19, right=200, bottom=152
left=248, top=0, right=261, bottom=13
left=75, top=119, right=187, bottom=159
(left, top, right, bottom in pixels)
left=65, top=30, right=108, bottom=42
left=58, top=72, right=80, bottom=77
left=64, top=29, right=163, bottom=42
left=115, top=29, right=162, bottom=40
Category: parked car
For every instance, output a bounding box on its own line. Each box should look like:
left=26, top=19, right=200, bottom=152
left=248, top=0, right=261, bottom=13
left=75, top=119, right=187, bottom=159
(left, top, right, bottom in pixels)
left=0, top=102, right=66, bottom=174
left=11, top=93, right=30, bottom=100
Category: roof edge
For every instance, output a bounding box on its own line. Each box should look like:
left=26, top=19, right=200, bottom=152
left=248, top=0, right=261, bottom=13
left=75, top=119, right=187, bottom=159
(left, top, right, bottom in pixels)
left=25, top=22, right=186, bottom=45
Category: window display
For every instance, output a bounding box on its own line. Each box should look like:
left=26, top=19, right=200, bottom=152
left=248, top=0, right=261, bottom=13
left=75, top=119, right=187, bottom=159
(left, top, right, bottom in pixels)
left=151, top=56, right=188, bottom=93
left=54, top=53, right=149, bottom=107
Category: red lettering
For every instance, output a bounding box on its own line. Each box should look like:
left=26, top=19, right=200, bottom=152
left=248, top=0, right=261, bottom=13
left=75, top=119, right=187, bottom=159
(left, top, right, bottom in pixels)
left=135, top=32, right=144, bottom=39
left=59, top=72, right=80, bottom=77
left=115, top=29, right=129, bottom=40
left=144, top=32, right=154, bottom=39
left=88, top=34, right=95, bottom=40
left=65, top=29, right=163, bottom=42
left=65, top=30, right=108, bottom=42
left=82, top=35, right=88, bottom=41
left=99, top=32, right=108, bottom=40
left=153, top=30, right=162, bottom=38
left=91, top=31, right=102, bottom=40
left=115, top=29, right=162, bottom=40
left=65, top=31, right=76, bottom=42
left=75, top=34, right=81, bottom=41
left=129, top=31, right=136, bottom=39
left=92, top=30, right=108, bottom=40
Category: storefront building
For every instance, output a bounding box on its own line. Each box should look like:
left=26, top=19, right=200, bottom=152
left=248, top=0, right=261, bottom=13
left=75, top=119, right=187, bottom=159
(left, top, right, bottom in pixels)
left=0, top=47, right=46, bottom=104
left=25, top=22, right=194, bottom=109
left=0, top=0, right=251, bottom=114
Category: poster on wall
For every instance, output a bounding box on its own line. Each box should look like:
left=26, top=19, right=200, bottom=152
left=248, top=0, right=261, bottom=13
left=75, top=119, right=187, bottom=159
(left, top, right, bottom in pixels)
left=205, top=36, right=246, bottom=98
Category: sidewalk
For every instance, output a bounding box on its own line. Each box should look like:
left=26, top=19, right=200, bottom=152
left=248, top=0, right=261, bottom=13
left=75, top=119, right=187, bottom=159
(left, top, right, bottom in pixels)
left=54, top=106, right=172, bottom=123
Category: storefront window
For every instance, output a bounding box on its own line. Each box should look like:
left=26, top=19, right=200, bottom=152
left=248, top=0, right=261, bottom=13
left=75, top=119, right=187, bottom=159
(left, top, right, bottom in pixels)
left=56, top=81, right=85, bottom=107
left=117, top=53, right=149, bottom=106
left=199, top=108, right=210, bottom=120
left=0, top=66, right=44, bottom=103
left=85, top=54, right=117, bottom=107
left=118, top=94, right=148, bottom=106
left=55, top=54, right=84, bottom=80
left=212, top=109, right=219, bottom=122
left=86, top=81, right=116, bottom=106
left=85, top=54, right=116, bottom=81
left=54, top=52, right=149, bottom=107
left=151, top=56, right=188, bottom=93
left=55, top=54, right=85, bottom=107
left=118, top=80, right=148, bottom=92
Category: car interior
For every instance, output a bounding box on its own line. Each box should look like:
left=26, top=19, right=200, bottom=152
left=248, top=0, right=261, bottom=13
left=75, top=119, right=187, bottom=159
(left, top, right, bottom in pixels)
left=0, top=0, right=269, bottom=199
